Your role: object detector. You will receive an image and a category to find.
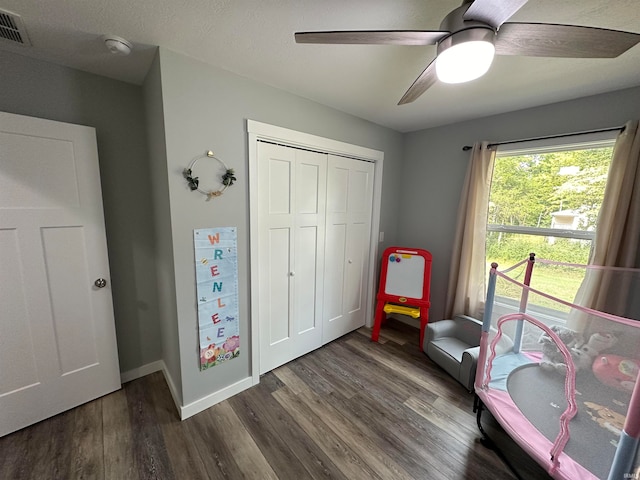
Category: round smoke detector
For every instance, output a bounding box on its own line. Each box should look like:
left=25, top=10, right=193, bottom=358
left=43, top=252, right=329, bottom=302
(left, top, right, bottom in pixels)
left=103, top=35, right=132, bottom=56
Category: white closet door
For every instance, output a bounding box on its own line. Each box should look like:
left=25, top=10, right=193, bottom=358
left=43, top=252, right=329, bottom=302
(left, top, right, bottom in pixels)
left=323, top=155, right=375, bottom=343
left=257, top=142, right=326, bottom=374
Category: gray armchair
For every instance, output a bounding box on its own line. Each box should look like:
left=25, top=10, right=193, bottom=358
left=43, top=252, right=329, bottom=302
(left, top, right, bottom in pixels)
left=424, top=314, right=514, bottom=391
left=423, top=315, right=483, bottom=392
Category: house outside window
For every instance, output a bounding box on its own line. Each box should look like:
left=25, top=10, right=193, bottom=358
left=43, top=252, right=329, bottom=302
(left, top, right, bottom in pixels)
left=486, top=133, right=616, bottom=321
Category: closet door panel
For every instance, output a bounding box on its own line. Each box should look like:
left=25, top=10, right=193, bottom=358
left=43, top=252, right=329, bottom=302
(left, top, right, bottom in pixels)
left=348, top=167, right=371, bottom=220
left=293, top=151, right=326, bottom=351
left=323, top=155, right=374, bottom=343
left=258, top=143, right=295, bottom=373
left=258, top=142, right=326, bottom=374
left=323, top=223, right=347, bottom=323
left=297, top=163, right=320, bottom=214
left=266, top=228, right=292, bottom=345
left=344, top=161, right=374, bottom=315
left=345, top=221, right=367, bottom=313
left=294, top=225, right=318, bottom=333
left=267, top=158, right=292, bottom=215
left=324, top=160, right=349, bottom=328
left=327, top=165, right=349, bottom=213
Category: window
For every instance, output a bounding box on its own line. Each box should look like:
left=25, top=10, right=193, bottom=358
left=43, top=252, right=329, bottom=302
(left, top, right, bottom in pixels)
left=486, top=134, right=616, bottom=315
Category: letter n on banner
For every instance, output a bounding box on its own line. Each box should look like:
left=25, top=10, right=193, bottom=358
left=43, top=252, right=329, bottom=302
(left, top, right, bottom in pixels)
left=193, top=227, right=240, bottom=370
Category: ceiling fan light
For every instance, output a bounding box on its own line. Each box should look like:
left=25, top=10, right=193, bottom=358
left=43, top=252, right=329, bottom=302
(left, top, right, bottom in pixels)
left=436, top=40, right=495, bottom=83
left=436, top=28, right=495, bottom=84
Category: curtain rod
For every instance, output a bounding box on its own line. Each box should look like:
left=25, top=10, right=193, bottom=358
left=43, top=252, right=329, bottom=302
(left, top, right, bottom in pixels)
left=462, top=125, right=625, bottom=151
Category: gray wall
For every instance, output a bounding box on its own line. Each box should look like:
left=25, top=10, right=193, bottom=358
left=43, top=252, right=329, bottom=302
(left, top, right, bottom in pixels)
left=401, top=86, right=640, bottom=323
left=156, top=48, right=404, bottom=405
left=0, top=50, right=161, bottom=373
left=142, top=52, right=182, bottom=402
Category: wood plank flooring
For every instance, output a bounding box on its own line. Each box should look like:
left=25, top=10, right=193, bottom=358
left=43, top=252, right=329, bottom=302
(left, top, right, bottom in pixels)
left=0, top=320, right=552, bottom=480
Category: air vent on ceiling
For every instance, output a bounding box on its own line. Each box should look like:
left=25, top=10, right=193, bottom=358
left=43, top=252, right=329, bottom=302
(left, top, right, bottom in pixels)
left=0, top=9, right=31, bottom=46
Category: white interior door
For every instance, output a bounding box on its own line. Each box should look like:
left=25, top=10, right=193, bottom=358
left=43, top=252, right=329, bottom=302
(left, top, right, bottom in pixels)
left=258, top=142, right=326, bottom=374
left=323, top=155, right=374, bottom=343
left=0, top=112, right=120, bottom=437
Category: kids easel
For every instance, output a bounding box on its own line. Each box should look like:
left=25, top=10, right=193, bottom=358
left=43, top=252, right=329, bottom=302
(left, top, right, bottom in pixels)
left=371, top=247, right=432, bottom=346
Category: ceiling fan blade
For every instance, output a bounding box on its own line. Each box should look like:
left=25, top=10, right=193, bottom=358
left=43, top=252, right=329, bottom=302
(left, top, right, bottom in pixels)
left=295, top=30, right=448, bottom=46
left=463, top=0, right=529, bottom=28
left=496, top=23, right=640, bottom=58
left=398, top=59, right=437, bottom=105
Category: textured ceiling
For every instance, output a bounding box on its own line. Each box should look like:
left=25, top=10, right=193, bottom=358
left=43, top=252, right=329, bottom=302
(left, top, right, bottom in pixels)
left=1, top=0, right=639, bottom=132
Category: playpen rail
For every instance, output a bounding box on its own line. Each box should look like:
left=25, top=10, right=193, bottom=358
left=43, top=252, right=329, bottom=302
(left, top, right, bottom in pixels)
left=483, top=313, right=579, bottom=474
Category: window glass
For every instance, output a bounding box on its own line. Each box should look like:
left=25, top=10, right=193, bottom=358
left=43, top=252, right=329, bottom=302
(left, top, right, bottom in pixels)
left=487, top=140, right=615, bottom=310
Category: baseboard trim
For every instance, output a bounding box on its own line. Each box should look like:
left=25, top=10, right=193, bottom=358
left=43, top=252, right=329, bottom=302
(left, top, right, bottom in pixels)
left=120, top=361, right=254, bottom=421
left=159, top=361, right=182, bottom=415
left=180, top=376, right=253, bottom=420
left=120, top=360, right=164, bottom=384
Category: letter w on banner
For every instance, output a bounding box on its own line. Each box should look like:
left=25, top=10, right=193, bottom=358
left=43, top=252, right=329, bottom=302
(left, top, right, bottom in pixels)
left=194, top=227, right=240, bottom=370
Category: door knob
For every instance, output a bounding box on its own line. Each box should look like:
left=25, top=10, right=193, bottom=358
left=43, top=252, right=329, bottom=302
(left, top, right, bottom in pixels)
left=289, top=271, right=295, bottom=276
left=94, top=278, right=107, bottom=288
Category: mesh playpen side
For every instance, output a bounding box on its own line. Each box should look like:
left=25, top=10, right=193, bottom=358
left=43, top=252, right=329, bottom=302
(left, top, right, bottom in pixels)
left=474, top=257, right=640, bottom=480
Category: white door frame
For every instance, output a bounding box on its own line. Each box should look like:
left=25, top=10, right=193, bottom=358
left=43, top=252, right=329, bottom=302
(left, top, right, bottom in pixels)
left=247, top=119, right=384, bottom=384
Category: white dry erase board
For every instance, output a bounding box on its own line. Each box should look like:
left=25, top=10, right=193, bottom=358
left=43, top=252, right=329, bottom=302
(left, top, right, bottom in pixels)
left=383, top=250, right=425, bottom=299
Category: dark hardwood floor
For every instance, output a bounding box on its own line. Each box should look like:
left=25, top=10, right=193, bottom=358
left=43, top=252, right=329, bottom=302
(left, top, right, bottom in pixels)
left=0, top=320, right=552, bottom=479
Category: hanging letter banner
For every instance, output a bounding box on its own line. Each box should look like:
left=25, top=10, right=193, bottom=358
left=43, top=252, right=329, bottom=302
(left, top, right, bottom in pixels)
left=194, top=227, right=240, bottom=370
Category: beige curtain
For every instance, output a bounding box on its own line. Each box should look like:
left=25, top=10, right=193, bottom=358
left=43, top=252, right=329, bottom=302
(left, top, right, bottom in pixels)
left=444, top=142, right=496, bottom=320
left=569, top=120, right=640, bottom=332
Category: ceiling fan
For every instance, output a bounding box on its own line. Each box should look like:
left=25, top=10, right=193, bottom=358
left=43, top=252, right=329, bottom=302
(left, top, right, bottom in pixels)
left=295, top=0, right=640, bottom=105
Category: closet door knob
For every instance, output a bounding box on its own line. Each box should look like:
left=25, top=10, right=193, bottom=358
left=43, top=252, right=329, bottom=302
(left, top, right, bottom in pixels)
left=94, top=278, right=107, bottom=288
left=289, top=271, right=295, bottom=276
left=348, top=259, right=353, bottom=264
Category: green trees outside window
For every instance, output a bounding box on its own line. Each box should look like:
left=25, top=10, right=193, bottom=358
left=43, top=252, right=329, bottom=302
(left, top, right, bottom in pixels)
left=487, top=144, right=614, bottom=307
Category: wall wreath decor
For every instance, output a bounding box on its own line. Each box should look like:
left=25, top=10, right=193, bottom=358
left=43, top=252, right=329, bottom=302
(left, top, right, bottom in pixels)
left=183, top=150, right=236, bottom=199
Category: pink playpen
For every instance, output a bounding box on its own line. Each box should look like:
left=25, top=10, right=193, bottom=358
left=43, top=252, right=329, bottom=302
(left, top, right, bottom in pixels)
left=474, top=255, right=640, bottom=480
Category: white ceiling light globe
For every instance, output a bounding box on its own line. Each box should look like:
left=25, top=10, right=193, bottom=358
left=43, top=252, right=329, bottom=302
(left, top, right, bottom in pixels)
left=436, top=40, right=495, bottom=83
